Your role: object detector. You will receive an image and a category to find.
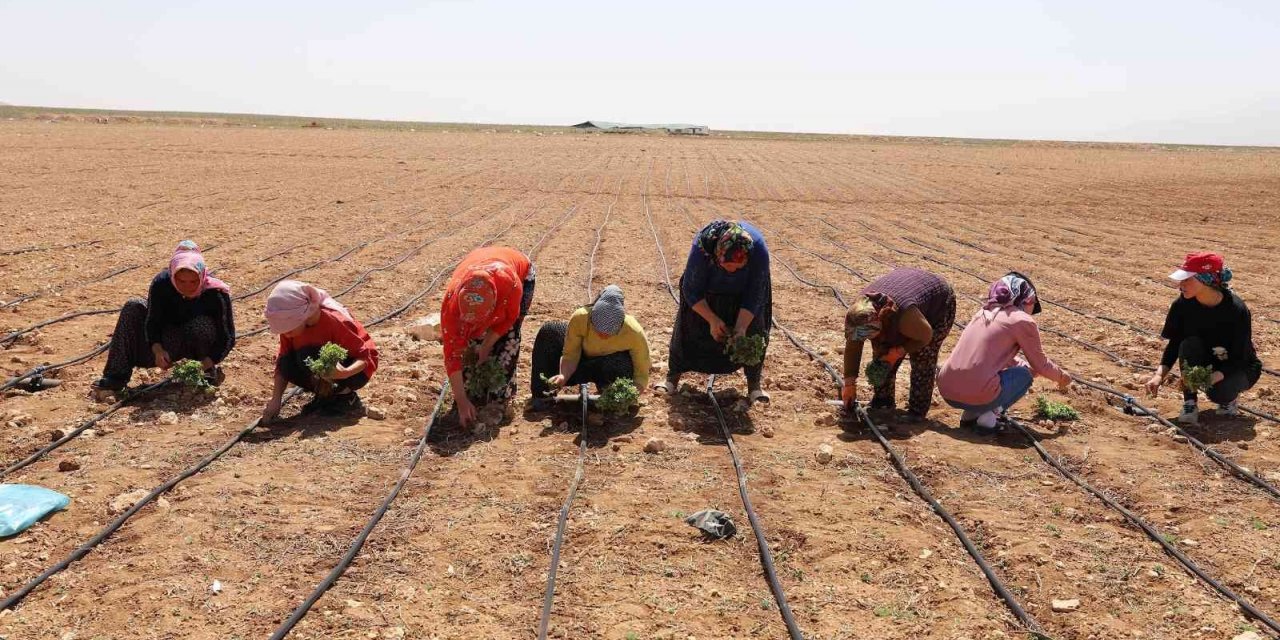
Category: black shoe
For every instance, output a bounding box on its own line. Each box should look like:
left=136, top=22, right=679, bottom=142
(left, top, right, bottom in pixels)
left=92, top=376, right=127, bottom=392
left=322, top=392, right=363, bottom=416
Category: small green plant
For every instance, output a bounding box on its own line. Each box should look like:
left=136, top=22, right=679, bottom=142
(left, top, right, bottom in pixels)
left=864, top=359, right=892, bottom=388
left=171, top=359, right=211, bottom=391
left=305, top=342, right=348, bottom=378
left=1252, top=517, right=1268, bottom=531
left=1181, top=362, right=1213, bottom=394
left=463, top=346, right=508, bottom=399
left=597, top=377, right=640, bottom=415
left=1034, top=395, right=1080, bottom=421
left=724, top=334, right=766, bottom=366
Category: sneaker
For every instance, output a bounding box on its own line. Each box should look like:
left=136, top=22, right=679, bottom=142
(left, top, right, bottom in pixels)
left=976, top=410, right=999, bottom=431
left=1176, top=402, right=1199, bottom=426
left=1216, top=400, right=1239, bottom=417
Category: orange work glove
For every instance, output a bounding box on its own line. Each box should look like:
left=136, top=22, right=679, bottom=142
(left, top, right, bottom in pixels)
left=841, top=380, right=857, bottom=407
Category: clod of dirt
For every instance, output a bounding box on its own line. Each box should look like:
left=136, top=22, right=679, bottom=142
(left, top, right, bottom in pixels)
left=158, top=411, right=179, bottom=425
left=612, top=435, right=633, bottom=443
left=1051, top=599, right=1080, bottom=612
left=761, top=425, right=775, bottom=438
left=644, top=437, right=666, bottom=454
left=49, top=429, right=66, bottom=442
left=57, top=459, right=80, bottom=472
left=586, top=413, right=605, bottom=428
left=108, top=489, right=151, bottom=516
left=815, top=443, right=834, bottom=464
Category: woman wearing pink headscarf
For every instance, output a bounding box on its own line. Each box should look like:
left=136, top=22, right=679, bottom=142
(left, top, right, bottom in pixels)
left=260, top=280, right=378, bottom=423
left=93, top=241, right=236, bottom=395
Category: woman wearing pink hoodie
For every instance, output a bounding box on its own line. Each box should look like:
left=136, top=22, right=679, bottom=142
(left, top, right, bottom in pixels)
left=936, top=273, right=1071, bottom=433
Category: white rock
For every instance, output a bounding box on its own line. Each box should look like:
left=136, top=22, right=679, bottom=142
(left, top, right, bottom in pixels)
left=405, top=313, right=442, bottom=341
left=1051, top=598, right=1080, bottom=612
left=815, top=443, right=834, bottom=464
left=366, top=406, right=387, bottom=420
left=1233, top=632, right=1263, bottom=640
left=919, top=549, right=933, bottom=559
left=209, top=579, right=222, bottom=595
left=157, top=411, right=179, bottom=425
left=1180, top=539, right=1198, bottom=546
left=108, top=489, right=151, bottom=515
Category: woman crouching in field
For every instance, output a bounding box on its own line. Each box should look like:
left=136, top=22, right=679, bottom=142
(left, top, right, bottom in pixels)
left=1145, top=252, right=1261, bottom=425
left=93, top=240, right=235, bottom=396
left=261, top=280, right=378, bottom=422
left=530, top=284, right=651, bottom=405
left=936, top=273, right=1071, bottom=433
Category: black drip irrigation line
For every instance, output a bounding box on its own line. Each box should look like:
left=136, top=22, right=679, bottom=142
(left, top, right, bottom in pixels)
left=817, top=218, right=1280, bottom=426
left=763, top=236, right=1055, bottom=638
left=1004, top=416, right=1280, bottom=635
left=0, top=202, right=491, bottom=389
left=537, top=384, right=591, bottom=640
left=705, top=375, right=806, bottom=640
left=641, top=188, right=805, bottom=640
left=0, top=239, right=101, bottom=257
left=1, top=203, right=528, bottom=477
left=1070, top=376, right=1280, bottom=502
left=268, top=383, right=450, bottom=640
left=0, top=216, right=526, bottom=610
left=0, top=264, right=141, bottom=310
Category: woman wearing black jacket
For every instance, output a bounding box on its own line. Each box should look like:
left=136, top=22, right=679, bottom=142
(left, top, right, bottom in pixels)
left=92, top=241, right=236, bottom=394
left=1145, top=252, right=1262, bottom=425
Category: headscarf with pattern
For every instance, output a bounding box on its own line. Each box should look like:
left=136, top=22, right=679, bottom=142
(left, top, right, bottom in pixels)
left=695, top=220, right=754, bottom=267
left=588, top=284, right=626, bottom=335
left=982, top=272, right=1040, bottom=321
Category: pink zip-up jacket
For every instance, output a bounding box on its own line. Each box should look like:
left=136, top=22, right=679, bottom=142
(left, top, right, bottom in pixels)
left=937, top=307, right=1068, bottom=406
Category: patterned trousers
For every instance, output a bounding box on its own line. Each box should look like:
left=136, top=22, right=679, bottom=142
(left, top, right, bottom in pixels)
left=870, top=295, right=956, bottom=417
left=102, top=298, right=219, bottom=384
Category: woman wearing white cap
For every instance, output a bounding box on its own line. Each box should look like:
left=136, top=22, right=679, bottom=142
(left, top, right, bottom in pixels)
left=530, top=284, right=651, bottom=402
left=1145, top=252, right=1262, bottom=425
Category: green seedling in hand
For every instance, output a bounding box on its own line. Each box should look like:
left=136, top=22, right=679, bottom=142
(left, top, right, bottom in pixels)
left=864, top=359, right=892, bottom=388
left=171, top=359, right=212, bottom=392
left=1181, top=362, right=1213, bottom=394
left=597, top=377, right=640, bottom=415
left=724, top=334, right=766, bottom=366
left=464, top=346, right=508, bottom=399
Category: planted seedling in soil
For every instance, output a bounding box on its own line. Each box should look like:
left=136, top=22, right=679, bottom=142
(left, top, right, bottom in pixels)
left=464, top=345, right=508, bottom=399
left=1181, top=362, right=1213, bottom=394
left=1034, top=395, right=1080, bottom=421
left=724, top=334, right=766, bottom=366
left=865, top=359, right=892, bottom=388
left=171, top=359, right=212, bottom=392
left=597, top=377, right=640, bottom=415
left=305, top=342, right=348, bottom=397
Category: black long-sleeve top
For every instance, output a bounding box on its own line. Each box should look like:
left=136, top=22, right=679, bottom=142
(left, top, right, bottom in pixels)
left=1159, top=290, right=1261, bottom=382
left=144, top=270, right=237, bottom=363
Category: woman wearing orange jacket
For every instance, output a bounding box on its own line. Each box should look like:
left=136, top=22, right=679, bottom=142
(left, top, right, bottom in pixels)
left=440, top=247, right=536, bottom=427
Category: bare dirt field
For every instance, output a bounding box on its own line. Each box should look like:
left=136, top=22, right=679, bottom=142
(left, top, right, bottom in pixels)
left=1, top=117, right=1279, bottom=640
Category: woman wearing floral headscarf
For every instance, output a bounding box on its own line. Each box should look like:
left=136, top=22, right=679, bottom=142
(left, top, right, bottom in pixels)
left=92, top=240, right=236, bottom=395
left=440, top=246, right=536, bottom=427
left=656, top=219, right=772, bottom=402
left=1145, top=252, right=1261, bottom=425
left=843, top=267, right=955, bottom=420
left=261, top=280, right=378, bottom=422
left=937, top=272, right=1071, bottom=433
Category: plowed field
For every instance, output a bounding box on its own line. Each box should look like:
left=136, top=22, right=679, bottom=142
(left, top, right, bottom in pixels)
left=2, top=119, right=1279, bottom=640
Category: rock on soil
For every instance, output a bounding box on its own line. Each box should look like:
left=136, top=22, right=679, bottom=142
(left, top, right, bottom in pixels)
left=158, top=411, right=179, bottom=425
left=57, top=459, right=80, bottom=472
left=1051, top=599, right=1080, bottom=612
left=1233, top=633, right=1263, bottom=640
left=365, top=406, right=387, bottom=420
left=108, top=489, right=152, bottom=516
left=644, top=437, right=666, bottom=454
left=815, top=443, right=834, bottom=464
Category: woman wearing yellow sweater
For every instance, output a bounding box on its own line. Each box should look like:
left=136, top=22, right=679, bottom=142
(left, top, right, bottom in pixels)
left=531, top=285, right=651, bottom=402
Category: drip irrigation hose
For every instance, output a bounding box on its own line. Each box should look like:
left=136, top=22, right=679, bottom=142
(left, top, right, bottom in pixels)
left=816, top=219, right=1280, bottom=426
left=763, top=237, right=1052, bottom=638
left=1004, top=416, right=1280, bottom=635
left=269, top=383, right=450, bottom=640
left=1070, top=376, right=1280, bottom=502
left=641, top=188, right=806, bottom=638
left=0, top=264, right=140, bottom=310
left=0, top=239, right=100, bottom=257
left=0, top=193, right=580, bottom=612
left=1, top=204, right=533, bottom=482
left=705, top=375, right=806, bottom=640
left=537, top=384, right=591, bottom=640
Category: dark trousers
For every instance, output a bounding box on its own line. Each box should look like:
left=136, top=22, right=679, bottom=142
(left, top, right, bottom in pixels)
left=530, top=320, right=634, bottom=398
left=667, top=278, right=771, bottom=388
left=1179, top=336, right=1253, bottom=405
left=278, top=345, right=370, bottom=394
left=102, top=298, right=219, bottom=384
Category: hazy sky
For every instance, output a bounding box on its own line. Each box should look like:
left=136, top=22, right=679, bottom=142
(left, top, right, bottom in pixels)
left=3, top=0, right=1278, bottom=145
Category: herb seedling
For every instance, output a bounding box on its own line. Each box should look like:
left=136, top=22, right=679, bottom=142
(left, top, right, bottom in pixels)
left=463, top=346, right=508, bottom=399
left=597, top=377, right=640, bottom=415
left=305, top=342, right=348, bottom=379
left=1034, top=395, right=1080, bottom=421
left=864, top=359, right=892, bottom=388
left=724, top=334, right=766, bottom=366
left=1181, top=362, right=1213, bottom=394
left=171, top=359, right=212, bottom=391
